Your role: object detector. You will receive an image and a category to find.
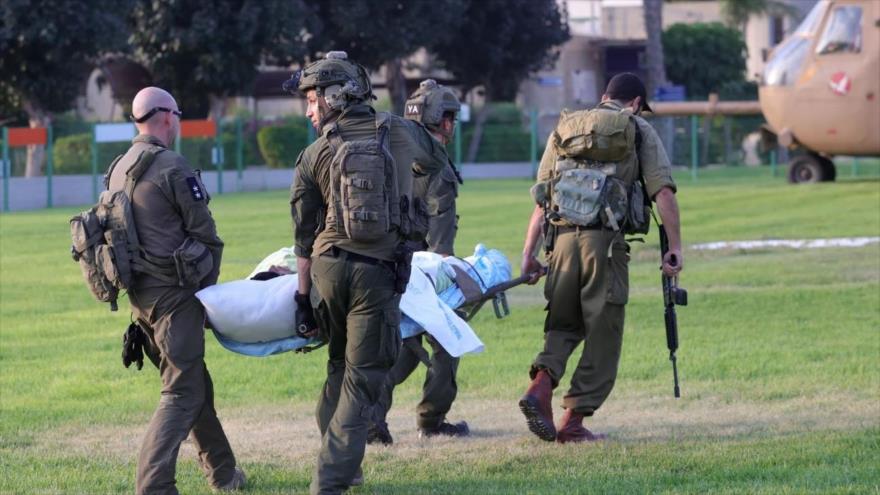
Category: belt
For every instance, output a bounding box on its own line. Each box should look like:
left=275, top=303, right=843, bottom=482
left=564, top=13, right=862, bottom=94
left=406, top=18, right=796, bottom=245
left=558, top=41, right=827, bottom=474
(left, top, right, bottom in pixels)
left=555, top=224, right=609, bottom=234
left=321, top=246, right=394, bottom=267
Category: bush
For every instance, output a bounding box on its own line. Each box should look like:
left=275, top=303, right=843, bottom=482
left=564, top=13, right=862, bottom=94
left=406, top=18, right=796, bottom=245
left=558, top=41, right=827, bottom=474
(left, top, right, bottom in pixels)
left=458, top=103, right=533, bottom=162
left=53, top=133, right=92, bottom=175
left=257, top=121, right=310, bottom=168
left=52, top=133, right=130, bottom=175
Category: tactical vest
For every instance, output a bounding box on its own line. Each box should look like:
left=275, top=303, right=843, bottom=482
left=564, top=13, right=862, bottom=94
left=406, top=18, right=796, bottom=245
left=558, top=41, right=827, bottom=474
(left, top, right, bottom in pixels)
left=536, top=105, right=651, bottom=235
left=324, top=115, right=430, bottom=243
left=69, top=146, right=177, bottom=311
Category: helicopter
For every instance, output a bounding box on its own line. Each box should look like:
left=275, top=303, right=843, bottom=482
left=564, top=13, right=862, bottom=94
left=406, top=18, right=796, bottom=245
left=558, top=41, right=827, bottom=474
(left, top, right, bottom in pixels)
left=759, top=0, right=879, bottom=183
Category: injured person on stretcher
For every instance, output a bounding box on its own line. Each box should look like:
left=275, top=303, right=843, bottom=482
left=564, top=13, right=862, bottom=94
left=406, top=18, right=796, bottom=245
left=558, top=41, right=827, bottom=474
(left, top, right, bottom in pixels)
left=196, top=244, right=535, bottom=359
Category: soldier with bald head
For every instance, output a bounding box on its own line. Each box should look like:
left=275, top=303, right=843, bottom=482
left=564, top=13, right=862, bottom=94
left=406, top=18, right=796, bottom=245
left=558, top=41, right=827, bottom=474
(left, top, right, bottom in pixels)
left=107, top=87, right=245, bottom=494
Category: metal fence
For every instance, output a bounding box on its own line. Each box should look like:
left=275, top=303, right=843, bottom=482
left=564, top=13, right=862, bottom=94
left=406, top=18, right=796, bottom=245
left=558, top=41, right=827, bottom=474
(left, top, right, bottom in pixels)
left=2, top=108, right=878, bottom=211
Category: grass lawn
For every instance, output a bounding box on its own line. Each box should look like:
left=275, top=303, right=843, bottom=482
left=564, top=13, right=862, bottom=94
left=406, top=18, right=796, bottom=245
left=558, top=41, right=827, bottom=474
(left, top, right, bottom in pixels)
left=1, top=169, right=878, bottom=494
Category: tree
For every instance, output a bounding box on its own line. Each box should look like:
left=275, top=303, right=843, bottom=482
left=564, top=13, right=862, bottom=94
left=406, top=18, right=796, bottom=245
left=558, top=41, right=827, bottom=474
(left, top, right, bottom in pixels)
left=430, top=0, right=569, bottom=162
left=303, top=0, right=467, bottom=115
left=0, top=0, right=128, bottom=176
left=642, top=0, right=668, bottom=97
left=128, top=0, right=310, bottom=120
left=662, top=22, right=748, bottom=99
left=720, top=0, right=796, bottom=32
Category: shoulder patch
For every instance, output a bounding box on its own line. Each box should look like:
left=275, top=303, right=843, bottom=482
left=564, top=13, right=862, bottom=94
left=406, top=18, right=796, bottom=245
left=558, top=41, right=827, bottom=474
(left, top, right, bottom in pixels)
left=186, top=176, right=205, bottom=201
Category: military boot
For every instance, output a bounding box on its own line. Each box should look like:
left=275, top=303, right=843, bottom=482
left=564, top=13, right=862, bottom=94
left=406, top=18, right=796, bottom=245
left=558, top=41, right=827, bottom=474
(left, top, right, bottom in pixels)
left=419, top=420, right=470, bottom=439
left=555, top=409, right=607, bottom=444
left=350, top=467, right=364, bottom=487
left=518, top=369, right=556, bottom=441
left=213, top=467, right=246, bottom=492
left=366, top=420, right=393, bottom=445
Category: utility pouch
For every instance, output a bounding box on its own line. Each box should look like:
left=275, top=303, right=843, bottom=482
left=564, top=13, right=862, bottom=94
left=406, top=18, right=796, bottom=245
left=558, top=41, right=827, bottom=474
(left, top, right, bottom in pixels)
left=552, top=167, right=607, bottom=226
left=172, top=237, right=213, bottom=287
left=543, top=220, right=557, bottom=254
left=392, top=243, right=414, bottom=295
left=600, top=176, right=628, bottom=232
left=70, top=208, right=118, bottom=306
left=625, top=179, right=651, bottom=235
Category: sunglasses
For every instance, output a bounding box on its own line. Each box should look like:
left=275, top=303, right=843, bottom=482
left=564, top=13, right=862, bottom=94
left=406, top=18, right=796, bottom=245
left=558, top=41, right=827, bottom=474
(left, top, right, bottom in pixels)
left=130, top=107, right=183, bottom=123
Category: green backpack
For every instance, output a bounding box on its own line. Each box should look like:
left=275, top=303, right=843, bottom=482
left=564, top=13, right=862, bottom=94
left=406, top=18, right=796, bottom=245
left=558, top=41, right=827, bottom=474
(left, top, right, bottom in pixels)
left=325, top=115, right=401, bottom=242
left=542, top=106, right=651, bottom=235
left=69, top=146, right=176, bottom=311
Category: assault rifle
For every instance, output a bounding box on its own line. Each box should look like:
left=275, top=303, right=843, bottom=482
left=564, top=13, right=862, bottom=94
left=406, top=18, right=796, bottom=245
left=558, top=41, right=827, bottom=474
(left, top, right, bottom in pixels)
left=659, top=224, right=687, bottom=398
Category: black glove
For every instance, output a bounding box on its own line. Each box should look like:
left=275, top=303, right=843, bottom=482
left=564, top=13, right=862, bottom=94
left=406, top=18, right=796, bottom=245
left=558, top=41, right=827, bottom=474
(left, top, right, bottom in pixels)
left=122, top=322, right=147, bottom=370
left=294, top=292, right=318, bottom=338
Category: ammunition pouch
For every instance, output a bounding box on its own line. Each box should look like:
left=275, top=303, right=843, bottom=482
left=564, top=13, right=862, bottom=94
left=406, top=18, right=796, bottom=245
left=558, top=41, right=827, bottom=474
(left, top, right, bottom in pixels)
left=172, top=237, right=213, bottom=288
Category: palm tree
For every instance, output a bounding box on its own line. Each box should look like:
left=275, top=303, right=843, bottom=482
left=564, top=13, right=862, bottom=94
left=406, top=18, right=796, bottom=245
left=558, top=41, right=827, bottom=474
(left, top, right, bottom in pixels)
left=642, top=0, right=667, bottom=96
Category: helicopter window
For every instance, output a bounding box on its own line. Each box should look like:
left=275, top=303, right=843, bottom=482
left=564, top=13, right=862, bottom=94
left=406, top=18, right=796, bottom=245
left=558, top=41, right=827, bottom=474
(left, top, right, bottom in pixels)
left=763, top=37, right=810, bottom=86
left=816, top=6, right=862, bottom=55
left=795, top=0, right=829, bottom=37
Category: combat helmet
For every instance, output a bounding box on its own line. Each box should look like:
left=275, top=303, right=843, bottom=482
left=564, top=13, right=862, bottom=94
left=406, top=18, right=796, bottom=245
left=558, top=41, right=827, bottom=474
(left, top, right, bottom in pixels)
left=282, top=51, right=373, bottom=110
left=404, top=79, right=461, bottom=129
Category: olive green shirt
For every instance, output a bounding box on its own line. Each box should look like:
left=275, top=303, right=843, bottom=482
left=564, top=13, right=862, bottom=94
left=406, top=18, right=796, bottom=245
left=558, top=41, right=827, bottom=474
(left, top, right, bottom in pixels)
left=291, top=104, right=447, bottom=261
left=536, top=100, right=676, bottom=200
left=414, top=158, right=459, bottom=255
left=107, top=134, right=223, bottom=288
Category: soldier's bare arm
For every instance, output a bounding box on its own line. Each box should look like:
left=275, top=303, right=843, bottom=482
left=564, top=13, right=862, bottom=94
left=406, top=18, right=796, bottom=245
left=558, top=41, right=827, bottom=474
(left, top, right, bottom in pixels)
left=521, top=205, right=545, bottom=284
left=655, top=187, right=683, bottom=276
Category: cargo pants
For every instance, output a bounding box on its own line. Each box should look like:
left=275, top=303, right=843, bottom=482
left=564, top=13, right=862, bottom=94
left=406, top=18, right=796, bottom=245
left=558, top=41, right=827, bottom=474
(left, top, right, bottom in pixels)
left=374, top=333, right=459, bottom=430
left=129, top=285, right=237, bottom=495
left=310, top=249, right=400, bottom=495
left=530, top=228, right=629, bottom=415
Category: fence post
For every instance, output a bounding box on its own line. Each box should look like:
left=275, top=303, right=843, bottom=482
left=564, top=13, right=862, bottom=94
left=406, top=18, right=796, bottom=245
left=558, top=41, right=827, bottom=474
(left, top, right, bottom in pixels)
left=852, top=157, right=859, bottom=177
left=46, top=125, right=53, bottom=208
left=215, top=126, right=223, bottom=195
left=91, top=123, right=99, bottom=202
left=454, top=119, right=462, bottom=166
left=2, top=127, right=9, bottom=212
left=530, top=109, right=538, bottom=178
left=236, top=117, right=244, bottom=186
left=690, top=115, right=698, bottom=181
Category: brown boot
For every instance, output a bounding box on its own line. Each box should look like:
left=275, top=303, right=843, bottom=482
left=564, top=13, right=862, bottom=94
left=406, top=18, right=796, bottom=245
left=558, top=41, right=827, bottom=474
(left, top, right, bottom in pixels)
left=518, top=369, right=556, bottom=441
left=556, top=408, right=607, bottom=444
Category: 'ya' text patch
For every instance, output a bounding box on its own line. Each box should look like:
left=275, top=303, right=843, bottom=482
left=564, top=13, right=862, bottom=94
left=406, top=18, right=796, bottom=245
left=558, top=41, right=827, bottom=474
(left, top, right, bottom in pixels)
left=186, top=177, right=205, bottom=201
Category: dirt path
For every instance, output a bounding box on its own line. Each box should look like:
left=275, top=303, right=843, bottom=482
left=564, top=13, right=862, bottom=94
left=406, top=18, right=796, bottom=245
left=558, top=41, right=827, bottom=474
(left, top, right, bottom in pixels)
left=44, top=389, right=879, bottom=464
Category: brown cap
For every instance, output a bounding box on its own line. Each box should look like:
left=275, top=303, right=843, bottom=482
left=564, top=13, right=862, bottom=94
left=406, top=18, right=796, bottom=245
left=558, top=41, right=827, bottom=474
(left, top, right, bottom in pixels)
left=605, top=72, right=653, bottom=113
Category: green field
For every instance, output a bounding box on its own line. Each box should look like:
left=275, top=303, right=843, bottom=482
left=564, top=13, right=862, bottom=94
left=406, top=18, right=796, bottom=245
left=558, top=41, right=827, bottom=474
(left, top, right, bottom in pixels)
left=1, top=170, right=879, bottom=494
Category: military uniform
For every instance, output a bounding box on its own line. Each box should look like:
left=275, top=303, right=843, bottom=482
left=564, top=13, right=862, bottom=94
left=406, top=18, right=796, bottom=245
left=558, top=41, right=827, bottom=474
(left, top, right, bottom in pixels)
left=291, top=104, right=446, bottom=495
left=107, top=134, right=238, bottom=495
left=373, top=159, right=462, bottom=434
left=531, top=100, right=676, bottom=416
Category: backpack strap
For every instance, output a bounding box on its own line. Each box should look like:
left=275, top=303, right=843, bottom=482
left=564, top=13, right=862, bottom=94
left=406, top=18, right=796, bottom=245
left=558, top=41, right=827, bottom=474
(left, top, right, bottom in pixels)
left=124, top=146, right=164, bottom=199
left=325, top=122, right=344, bottom=158
left=103, top=154, right=125, bottom=190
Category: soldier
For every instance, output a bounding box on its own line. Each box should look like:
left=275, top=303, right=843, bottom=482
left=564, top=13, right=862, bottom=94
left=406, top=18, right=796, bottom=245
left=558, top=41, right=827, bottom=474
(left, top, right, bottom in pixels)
left=368, top=79, right=469, bottom=445
left=285, top=52, right=447, bottom=494
left=519, top=73, right=684, bottom=443
left=109, top=87, right=244, bottom=493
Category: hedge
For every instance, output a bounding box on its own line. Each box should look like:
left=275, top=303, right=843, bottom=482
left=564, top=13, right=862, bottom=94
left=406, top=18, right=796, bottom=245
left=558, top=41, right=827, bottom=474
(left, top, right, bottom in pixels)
left=257, top=121, right=310, bottom=169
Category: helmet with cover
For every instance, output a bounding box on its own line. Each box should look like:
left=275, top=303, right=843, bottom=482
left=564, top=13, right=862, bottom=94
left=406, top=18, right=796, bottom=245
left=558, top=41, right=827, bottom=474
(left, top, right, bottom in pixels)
left=282, top=51, right=373, bottom=110
left=404, top=79, right=461, bottom=129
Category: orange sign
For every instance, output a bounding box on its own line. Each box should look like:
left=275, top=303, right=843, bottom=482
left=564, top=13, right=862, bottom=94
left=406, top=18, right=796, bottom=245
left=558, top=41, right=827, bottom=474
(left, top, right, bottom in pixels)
left=180, top=120, right=217, bottom=138
left=6, top=127, right=47, bottom=147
